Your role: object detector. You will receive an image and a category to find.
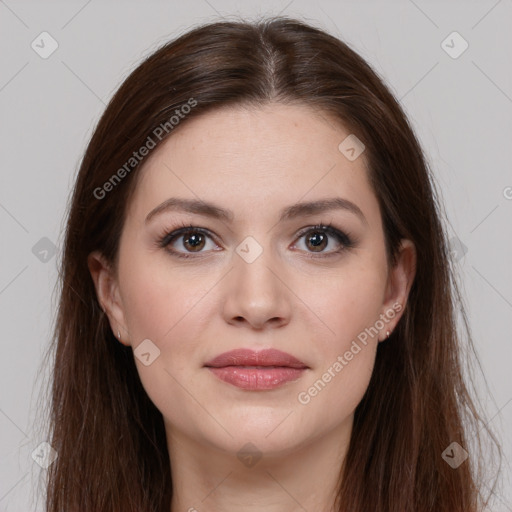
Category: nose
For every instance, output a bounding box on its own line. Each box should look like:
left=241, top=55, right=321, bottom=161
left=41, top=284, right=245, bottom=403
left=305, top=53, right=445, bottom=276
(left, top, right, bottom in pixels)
left=221, top=247, right=292, bottom=330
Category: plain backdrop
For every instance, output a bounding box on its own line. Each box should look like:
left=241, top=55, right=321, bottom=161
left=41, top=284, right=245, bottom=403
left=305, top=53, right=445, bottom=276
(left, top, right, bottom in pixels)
left=0, top=0, right=511, bottom=510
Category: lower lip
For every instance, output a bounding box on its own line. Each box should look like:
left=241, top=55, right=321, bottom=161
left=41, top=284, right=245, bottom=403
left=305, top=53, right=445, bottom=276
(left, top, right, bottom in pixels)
left=207, top=366, right=306, bottom=390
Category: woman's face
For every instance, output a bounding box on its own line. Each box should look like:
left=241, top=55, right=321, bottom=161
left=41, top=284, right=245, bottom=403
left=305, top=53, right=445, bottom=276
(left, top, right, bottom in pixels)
left=91, top=103, right=415, bottom=460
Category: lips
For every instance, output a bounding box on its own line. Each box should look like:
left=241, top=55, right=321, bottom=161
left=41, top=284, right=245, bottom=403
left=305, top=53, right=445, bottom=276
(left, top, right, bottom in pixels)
left=204, top=348, right=308, bottom=390
left=204, top=348, right=308, bottom=369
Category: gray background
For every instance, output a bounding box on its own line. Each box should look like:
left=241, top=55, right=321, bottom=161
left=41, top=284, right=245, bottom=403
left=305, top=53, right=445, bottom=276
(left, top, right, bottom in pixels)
left=0, top=0, right=511, bottom=510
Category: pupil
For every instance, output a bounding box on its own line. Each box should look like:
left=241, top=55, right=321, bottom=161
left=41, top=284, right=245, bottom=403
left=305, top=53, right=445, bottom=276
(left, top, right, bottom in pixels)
left=185, top=233, right=204, bottom=251
left=308, top=232, right=326, bottom=251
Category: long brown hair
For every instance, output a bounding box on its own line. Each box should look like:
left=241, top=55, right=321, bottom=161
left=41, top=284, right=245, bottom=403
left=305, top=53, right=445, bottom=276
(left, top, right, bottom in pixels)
left=41, top=16, right=499, bottom=511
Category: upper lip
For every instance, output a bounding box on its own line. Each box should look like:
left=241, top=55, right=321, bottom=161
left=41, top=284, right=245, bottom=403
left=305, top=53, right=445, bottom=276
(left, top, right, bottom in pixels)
left=204, top=348, right=308, bottom=369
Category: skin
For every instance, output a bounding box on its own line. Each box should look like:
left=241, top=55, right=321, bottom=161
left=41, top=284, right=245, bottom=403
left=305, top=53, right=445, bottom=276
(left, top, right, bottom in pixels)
left=89, top=103, right=416, bottom=512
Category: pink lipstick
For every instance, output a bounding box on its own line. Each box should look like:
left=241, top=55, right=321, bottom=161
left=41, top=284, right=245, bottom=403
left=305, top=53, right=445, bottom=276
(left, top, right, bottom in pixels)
left=204, top=348, right=308, bottom=390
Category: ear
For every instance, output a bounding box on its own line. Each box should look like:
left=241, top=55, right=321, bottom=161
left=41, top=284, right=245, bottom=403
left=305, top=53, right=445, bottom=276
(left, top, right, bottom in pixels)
left=379, top=239, right=417, bottom=341
left=87, top=250, right=131, bottom=346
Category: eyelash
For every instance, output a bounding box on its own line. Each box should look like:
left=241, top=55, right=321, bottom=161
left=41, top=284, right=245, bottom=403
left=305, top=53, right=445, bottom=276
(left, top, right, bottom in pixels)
left=156, top=221, right=355, bottom=260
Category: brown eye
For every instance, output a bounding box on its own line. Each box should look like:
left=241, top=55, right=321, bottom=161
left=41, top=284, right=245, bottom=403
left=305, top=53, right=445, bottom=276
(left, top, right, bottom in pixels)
left=294, top=224, right=353, bottom=256
left=159, top=226, right=219, bottom=258
left=181, top=231, right=206, bottom=252
left=305, top=230, right=328, bottom=252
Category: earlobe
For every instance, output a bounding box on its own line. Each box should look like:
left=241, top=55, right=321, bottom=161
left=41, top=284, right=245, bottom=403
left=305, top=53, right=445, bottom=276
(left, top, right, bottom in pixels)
left=87, top=251, right=130, bottom=346
left=380, top=239, right=417, bottom=340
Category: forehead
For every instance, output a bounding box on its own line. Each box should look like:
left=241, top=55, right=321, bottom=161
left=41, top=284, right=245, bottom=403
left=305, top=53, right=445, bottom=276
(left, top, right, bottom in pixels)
left=128, top=103, right=380, bottom=227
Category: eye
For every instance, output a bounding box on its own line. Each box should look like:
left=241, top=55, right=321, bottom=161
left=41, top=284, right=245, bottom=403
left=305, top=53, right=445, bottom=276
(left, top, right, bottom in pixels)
left=157, top=222, right=355, bottom=260
left=293, top=224, right=354, bottom=256
left=158, top=224, right=220, bottom=258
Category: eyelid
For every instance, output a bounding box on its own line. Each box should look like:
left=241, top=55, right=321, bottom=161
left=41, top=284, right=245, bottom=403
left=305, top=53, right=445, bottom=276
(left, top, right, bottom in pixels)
left=158, top=224, right=215, bottom=247
left=291, top=223, right=354, bottom=254
left=157, top=224, right=221, bottom=258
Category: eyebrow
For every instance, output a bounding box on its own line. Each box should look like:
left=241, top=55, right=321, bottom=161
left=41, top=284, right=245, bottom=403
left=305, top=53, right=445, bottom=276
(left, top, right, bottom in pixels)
left=145, top=197, right=367, bottom=225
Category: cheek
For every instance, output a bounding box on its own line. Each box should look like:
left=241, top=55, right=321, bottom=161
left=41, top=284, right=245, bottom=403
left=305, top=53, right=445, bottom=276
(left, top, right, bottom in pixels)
left=118, top=247, right=212, bottom=343
left=305, top=262, right=387, bottom=350
left=296, top=343, right=377, bottom=433
left=117, top=254, right=214, bottom=435
left=292, top=263, right=385, bottom=421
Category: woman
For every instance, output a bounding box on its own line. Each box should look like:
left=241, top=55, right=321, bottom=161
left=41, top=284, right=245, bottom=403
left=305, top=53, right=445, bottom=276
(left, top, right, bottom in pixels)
left=43, top=16, right=499, bottom=511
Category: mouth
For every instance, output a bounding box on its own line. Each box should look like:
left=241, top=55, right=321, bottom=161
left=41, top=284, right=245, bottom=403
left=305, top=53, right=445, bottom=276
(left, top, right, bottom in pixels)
left=204, top=348, right=308, bottom=390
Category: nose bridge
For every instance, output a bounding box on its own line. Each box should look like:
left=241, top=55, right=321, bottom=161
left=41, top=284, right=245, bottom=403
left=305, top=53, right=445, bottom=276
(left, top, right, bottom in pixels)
left=233, top=237, right=283, bottom=301
left=222, top=236, right=292, bottom=328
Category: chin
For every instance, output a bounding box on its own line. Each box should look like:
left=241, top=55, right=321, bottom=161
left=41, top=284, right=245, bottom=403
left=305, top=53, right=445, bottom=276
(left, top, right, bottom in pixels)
left=206, top=417, right=310, bottom=455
